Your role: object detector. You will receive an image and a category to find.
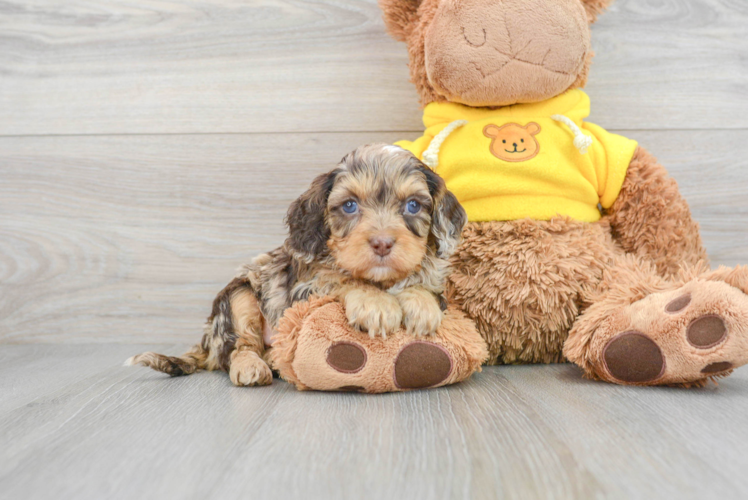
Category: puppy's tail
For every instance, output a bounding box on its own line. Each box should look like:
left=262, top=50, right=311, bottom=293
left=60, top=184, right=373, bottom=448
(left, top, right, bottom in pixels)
left=125, top=344, right=209, bottom=377
left=126, top=277, right=251, bottom=377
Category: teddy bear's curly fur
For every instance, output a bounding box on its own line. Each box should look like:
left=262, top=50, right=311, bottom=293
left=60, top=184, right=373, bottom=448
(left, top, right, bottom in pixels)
left=381, top=0, right=748, bottom=386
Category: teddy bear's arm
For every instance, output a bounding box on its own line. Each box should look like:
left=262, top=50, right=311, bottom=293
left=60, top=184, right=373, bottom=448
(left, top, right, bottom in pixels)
left=605, top=146, right=708, bottom=278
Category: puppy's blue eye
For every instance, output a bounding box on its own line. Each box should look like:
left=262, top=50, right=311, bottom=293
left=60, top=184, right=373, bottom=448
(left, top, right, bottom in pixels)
left=406, top=200, right=421, bottom=214
left=342, top=200, right=358, bottom=214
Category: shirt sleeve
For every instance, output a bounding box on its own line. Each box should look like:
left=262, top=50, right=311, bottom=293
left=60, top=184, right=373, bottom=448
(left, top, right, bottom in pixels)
left=582, top=122, right=639, bottom=209
left=395, top=134, right=434, bottom=161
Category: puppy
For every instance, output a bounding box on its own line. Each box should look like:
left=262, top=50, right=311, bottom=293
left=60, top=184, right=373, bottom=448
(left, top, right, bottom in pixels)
left=127, top=144, right=467, bottom=386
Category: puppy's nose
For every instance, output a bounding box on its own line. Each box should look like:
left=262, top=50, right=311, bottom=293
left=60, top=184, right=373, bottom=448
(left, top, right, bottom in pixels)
left=369, top=236, right=395, bottom=257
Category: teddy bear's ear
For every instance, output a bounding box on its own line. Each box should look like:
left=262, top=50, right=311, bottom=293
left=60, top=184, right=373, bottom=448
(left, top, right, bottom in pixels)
left=483, top=124, right=501, bottom=139
left=379, top=0, right=422, bottom=42
left=525, top=123, right=541, bottom=136
left=580, top=0, right=614, bottom=23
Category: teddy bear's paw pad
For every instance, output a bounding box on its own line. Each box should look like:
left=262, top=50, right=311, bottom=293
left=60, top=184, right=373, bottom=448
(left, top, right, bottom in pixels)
left=687, top=315, right=728, bottom=349
left=665, top=293, right=692, bottom=313
left=603, top=332, right=665, bottom=384
left=337, top=385, right=366, bottom=392
left=394, top=342, right=452, bottom=389
left=326, top=342, right=367, bottom=374
left=702, top=362, right=734, bottom=374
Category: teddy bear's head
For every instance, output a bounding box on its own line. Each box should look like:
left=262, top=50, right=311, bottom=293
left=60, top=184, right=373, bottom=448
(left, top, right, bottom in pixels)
left=483, top=122, right=541, bottom=162
left=379, top=0, right=613, bottom=107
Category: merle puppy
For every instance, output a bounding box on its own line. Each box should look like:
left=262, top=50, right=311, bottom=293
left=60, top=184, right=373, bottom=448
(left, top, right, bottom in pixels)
left=128, top=144, right=466, bottom=386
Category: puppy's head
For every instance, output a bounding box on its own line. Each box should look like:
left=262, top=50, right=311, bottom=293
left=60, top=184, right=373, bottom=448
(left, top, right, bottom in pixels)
left=285, top=144, right=466, bottom=284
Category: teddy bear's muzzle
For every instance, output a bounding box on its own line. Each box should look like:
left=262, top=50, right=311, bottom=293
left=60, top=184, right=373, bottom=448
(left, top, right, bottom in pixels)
left=423, top=0, right=591, bottom=107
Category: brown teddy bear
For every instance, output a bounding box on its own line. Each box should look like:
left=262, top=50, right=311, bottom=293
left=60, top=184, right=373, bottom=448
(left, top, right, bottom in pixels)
left=272, top=0, right=748, bottom=391
left=377, top=0, right=748, bottom=386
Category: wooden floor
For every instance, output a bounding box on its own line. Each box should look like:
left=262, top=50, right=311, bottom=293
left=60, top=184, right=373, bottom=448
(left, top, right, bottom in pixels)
left=2, top=0, right=748, bottom=498
left=3, top=344, right=748, bottom=500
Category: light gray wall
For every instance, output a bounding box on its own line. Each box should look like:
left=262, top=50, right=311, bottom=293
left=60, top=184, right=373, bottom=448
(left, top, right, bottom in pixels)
left=1, top=0, right=747, bottom=344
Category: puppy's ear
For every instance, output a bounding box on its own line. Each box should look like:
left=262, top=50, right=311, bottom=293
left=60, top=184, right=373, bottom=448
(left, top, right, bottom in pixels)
left=379, top=0, right=421, bottom=42
left=431, top=189, right=467, bottom=258
left=580, top=0, right=614, bottom=23
left=414, top=162, right=467, bottom=259
left=284, top=171, right=338, bottom=263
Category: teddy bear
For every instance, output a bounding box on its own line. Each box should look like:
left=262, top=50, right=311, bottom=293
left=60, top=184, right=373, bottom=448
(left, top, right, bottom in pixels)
left=272, top=0, right=748, bottom=391
left=375, top=0, right=748, bottom=386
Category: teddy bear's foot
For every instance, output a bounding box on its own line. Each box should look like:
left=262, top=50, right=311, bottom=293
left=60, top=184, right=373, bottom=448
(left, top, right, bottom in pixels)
left=270, top=297, right=488, bottom=393
left=587, top=277, right=748, bottom=386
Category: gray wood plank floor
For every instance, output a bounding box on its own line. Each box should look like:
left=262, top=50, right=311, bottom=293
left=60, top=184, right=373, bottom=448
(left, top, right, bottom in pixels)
left=2, top=344, right=748, bottom=500
left=2, top=0, right=748, bottom=498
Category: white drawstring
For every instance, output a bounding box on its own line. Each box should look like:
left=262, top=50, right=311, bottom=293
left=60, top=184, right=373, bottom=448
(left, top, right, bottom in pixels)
left=422, top=120, right=468, bottom=169
left=551, top=114, right=593, bottom=154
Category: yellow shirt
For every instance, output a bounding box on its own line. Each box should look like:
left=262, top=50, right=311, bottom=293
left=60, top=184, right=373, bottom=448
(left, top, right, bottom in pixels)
left=396, top=90, right=638, bottom=222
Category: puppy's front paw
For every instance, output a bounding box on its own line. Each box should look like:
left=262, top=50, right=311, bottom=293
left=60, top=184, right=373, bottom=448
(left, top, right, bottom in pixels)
left=229, top=350, right=273, bottom=387
left=397, top=288, right=443, bottom=337
left=344, top=288, right=403, bottom=339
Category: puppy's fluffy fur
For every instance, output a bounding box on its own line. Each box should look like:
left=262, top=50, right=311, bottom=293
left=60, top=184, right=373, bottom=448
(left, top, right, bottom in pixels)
left=127, top=144, right=467, bottom=386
